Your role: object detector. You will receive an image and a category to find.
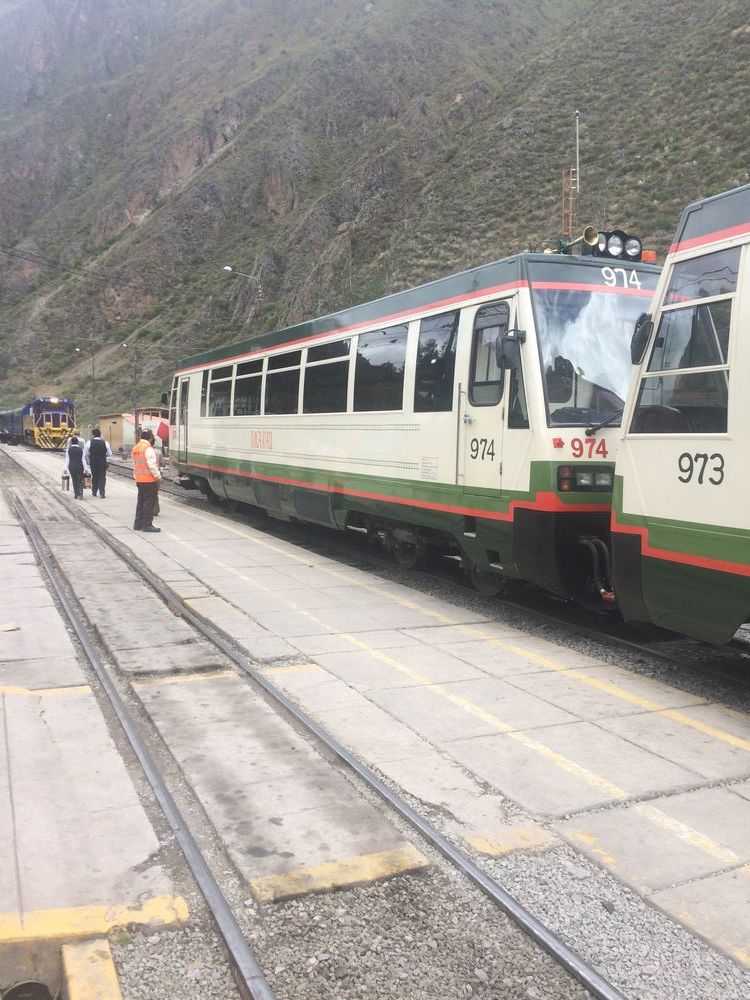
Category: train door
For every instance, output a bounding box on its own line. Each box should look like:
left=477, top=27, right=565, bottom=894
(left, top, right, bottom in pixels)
left=177, top=376, right=190, bottom=463
left=461, top=299, right=530, bottom=495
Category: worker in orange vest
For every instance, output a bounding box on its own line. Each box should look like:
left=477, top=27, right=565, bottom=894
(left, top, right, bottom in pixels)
left=132, top=428, right=163, bottom=532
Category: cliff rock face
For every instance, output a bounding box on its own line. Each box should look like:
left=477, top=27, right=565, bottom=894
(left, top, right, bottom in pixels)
left=0, top=0, right=749, bottom=415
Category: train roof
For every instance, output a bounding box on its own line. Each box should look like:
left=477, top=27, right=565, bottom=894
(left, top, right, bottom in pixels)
left=669, top=182, right=750, bottom=255
left=177, top=251, right=660, bottom=372
left=0, top=396, right=74, bottom=417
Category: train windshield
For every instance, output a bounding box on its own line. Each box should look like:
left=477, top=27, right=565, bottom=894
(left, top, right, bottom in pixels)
left=531, top=278, right=655, bottom=427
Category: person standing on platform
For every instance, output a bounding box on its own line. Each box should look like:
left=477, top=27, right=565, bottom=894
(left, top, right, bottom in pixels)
left=132, top=429, right=162, bottom=532
left=64, top=436, right=89, bottom=499
left=84, top=428, right=113, bottom=498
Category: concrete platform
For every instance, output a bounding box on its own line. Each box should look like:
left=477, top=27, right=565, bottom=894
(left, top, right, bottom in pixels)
left=0, top=476, right=186, bottom=982
left=12, top=446, right=750, bottom=968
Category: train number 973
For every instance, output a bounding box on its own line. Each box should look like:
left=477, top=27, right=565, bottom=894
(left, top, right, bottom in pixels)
left=677, top=452, right=725, bottom=485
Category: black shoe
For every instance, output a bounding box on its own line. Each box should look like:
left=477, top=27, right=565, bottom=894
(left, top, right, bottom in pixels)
left=133, top=526, right=143, bottom=531
left=142, top=526, right=161, bottom=533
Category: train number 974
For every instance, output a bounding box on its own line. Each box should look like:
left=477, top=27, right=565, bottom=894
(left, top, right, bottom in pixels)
left=571, top=437, right=608, bottom=459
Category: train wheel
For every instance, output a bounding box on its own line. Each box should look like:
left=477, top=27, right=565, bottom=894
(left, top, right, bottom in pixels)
left=469, top=567, right=504, bottom=596
left=393, top=540, right=421, bottom=570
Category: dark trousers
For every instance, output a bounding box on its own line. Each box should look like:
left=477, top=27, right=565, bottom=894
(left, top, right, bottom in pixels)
left=134, top=482, right=159, bottom=529
left=70, top=469, right=84, bottom=498
left=90, top=461, right=107, bottom=497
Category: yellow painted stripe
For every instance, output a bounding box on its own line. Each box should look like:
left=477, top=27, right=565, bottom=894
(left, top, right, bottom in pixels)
left=635, top=803, right=743, bottom=865
left=0, top=684, right=91, bottom=697
left=63, top=939, right=122, bottom=1000
left=468, top=824, right=558, bottom=856
left=250, top=844, right=429, bottom=903
left=0, top=895, right=188, bottom=943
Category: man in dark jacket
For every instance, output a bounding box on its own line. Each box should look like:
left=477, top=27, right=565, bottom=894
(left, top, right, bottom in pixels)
left=84, top=428, right=113, bottom=497
left=64, top=436, right=89, bottom=499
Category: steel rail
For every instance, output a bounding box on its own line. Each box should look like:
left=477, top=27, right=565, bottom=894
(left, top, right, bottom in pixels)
left=4, top=480, right=276, bottom=1000
left=9, top=459, right=630, bottom=1000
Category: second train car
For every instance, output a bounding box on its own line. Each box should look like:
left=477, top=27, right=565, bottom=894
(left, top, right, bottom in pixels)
left=613, top=183, right=750, bottom=643
left=171, top=244, right=659, bottom=602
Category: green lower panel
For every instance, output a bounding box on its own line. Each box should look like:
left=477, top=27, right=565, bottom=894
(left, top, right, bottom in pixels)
left=641, top=557, right=750, bottom=644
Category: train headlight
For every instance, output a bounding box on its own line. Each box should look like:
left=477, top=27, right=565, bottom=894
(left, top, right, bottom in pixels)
left=625, top=237, right=642, bottom=259
left=606, top=233, right=624, bottom=257
left=592, top=229, right=642, bottom=262
left=557, top=464, right=615, bottom=492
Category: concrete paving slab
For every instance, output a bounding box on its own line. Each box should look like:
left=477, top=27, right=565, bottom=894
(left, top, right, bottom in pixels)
left=184, top=595, right=270, bottom=638
left=115, top=639, right=231, bottom=676
left=352, top=603, right=468, bottom=630
left=375, top=751, right=512, bottom=837
left=448, top=716, right=698, bottom=816
left=0, top=525, right=28, bottom=545
left=313, top=644, right=485, bottom=692
left=651, top=867, right=750, bottom=967
left=601, top=706, right=750, bottom=780
left=287, top=630, right=424, bottom=655
left=236, top=634, right=302, bottom=661
left=136, top=674, right=419, bottom=880
left=400, top=622, right=523, bottom=646
left=2, top=688, right=172, bottom=915
left=373, top=676, right=577, bottom=745
left=733, top=778, right=750, bottom=802
left=3, top=585, right=56, bottom=611
left=246, top=609, right=340, bottom=638
left=557, top=791, right=750, bottom=893
left=507, top=663, right=707, bottom=721
left=0, top=605, right=76, bottom=662
left=1, top=656, right=86, bottom=690
left=467, top=824, right=559, bottom=857
left=0, top=490, right=14, bottom=522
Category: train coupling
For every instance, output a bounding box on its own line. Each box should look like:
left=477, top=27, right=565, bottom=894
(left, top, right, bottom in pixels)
left=578, top=535, right=616, bottom=604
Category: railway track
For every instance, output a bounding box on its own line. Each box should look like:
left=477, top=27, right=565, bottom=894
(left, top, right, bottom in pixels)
left=4, top=446, right=626, bottom=1000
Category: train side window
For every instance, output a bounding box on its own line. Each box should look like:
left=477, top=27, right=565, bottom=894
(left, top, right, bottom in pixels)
left=169, top=378, right=177, bottom=426
left=664, top=246, right=739, bottom=304
left=233, top=358, right=263, bottom=416
left=265, top=352, right=301, bottom=414
left=200, top=370, right=209, bottom=417
left=508, top=364, right=529, bottom=428
left=631, top=371, right=728, bottom=433
left=208, top=366, right=233, bottom=417
left=414, top=310, right=458, bottom=412
left=233, top=375, right=262, bottom=416
left=647, top=300, right=731, bottom=373
left=469, top=302, right=509, bottom=406
left=354, top=324, right=408, bottom=411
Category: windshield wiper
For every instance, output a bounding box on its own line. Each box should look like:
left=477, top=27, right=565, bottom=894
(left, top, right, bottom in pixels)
left=585, top=408, right=623, bottom=436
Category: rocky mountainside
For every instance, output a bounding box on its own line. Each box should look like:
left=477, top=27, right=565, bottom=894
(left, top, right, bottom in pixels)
left=1, top=0, right=749, bottom=423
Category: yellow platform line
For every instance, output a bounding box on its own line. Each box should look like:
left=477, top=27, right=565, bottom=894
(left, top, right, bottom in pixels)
left=62, top=939, right=122, bottom=1000
left=0, top=895, right=188, bottom=944
left=468, top=824, right=558, bottom=857
left=250, top=844, right=430, bottom=903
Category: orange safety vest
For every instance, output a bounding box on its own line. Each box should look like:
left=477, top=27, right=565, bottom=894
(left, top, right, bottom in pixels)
left=132, top=440, right=157, bottom=483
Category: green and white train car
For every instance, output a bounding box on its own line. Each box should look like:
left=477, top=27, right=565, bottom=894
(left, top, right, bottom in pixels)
left=613, top=184, right=750, bottom=643
left=172, top=250, right=659, bottom=602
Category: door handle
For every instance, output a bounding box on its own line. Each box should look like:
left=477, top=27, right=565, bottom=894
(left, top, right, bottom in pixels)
left=462, top=413, right=476, bottom=424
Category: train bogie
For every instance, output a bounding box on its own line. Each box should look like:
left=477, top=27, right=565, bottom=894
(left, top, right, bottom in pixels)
left=172, top=251, right=659, bottom=603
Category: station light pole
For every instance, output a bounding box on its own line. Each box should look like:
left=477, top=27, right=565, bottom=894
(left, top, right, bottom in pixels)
left=222, top=265, right=263, bottom=317
left=75, top=346, right=96, bottom=431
